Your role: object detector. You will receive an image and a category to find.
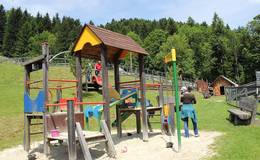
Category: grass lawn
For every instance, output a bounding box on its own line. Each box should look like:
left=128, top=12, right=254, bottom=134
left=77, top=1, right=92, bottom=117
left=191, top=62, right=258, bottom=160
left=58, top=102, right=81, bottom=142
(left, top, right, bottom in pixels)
left=0, top=62, right=260, bottom=159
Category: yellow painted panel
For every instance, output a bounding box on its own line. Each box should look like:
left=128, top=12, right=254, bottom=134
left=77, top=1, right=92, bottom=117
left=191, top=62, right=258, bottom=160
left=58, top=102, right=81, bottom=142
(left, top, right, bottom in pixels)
left=73, top=26, right=102, bottom=52
left=164, top=48, right=176, bottom=63
left=171, top=48, right=176, bottom=61
left=163, top=104, right=169, bottom=116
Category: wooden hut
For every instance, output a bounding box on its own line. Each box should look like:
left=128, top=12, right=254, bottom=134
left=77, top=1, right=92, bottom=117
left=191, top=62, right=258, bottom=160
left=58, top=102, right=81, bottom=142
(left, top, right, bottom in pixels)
left=196, top=80, right=209, bottom=92
left=211, top=75, right=238, bottom=96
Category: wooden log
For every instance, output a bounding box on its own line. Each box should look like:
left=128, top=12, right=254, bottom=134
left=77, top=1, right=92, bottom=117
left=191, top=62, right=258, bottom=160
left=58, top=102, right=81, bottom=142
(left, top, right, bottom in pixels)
left=114, top=53, right=121, bottom=137
left=101, top=45, right=110, bottom=131
left=138, top=55, right=148, bottom=141
left=136, top=111, right=141, bottom=134
left=76, top=54, right=83, bottom=111
left=158, top=84, right=164, bottom=133
left=23, top=66, right=30, bottom=151
left=75, top=122, right=93, bottom=160
left=67, top=100, right=76, bottom=160
left=24, top=115, right=30, bottom=152
left=101, top=120, right=116, bottom=158
left=42, top=42, right=50, bottom=155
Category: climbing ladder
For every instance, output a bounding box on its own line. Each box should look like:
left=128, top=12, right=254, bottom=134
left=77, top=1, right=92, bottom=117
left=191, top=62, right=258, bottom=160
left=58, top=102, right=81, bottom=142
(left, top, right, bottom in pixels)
left=24, top=113, right=43, bottom=151
left=76, top=120, right=116, bottom=160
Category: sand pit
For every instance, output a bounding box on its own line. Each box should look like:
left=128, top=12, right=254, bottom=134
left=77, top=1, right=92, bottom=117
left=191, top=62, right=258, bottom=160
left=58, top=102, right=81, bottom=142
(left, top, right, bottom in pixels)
left=0, top=130, right=222, bottom=160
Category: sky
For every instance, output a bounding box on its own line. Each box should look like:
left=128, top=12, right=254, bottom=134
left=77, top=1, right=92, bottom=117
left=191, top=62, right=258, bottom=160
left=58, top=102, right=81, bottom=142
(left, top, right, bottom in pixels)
left=1, top=0, right=260, bottom=28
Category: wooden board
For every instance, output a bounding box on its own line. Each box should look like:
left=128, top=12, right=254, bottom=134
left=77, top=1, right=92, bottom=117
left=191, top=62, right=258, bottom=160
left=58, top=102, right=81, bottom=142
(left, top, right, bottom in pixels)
left=47, top=130, right=105, bottom=142
left=46, top=112, right=84, bottom=132
left=76, top=122, right=93, bottom=160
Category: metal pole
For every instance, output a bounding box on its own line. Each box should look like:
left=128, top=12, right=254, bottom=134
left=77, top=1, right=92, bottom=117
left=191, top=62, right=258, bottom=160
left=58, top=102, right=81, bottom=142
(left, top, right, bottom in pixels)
left=171, top=49, right=181, bottom=151
left=67, top=100, right=76, bottom=160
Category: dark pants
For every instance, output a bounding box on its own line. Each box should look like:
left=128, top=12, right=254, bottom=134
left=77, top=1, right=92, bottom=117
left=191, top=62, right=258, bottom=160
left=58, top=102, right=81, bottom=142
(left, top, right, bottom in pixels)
left=183, top=117, right=198, bottom=137
left=95, top=70, right=100, bottom=76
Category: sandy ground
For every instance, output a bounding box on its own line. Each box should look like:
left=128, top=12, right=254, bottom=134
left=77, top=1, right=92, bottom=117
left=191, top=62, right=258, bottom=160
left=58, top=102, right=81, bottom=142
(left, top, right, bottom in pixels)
left=0, top=130, right=222, bottom=160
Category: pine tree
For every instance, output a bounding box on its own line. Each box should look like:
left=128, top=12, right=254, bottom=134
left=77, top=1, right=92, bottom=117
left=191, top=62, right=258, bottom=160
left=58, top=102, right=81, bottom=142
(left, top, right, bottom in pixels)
left=35, top=12, right=44, bottom=33
left=187, top=17, right=195, bottom=26
left=52, top=13, right=61, bottom=33
left=0, top=4, right=6, bottom=52
left=56, top=17, right=81, bottom=52
left=42, top=13, right=51, bottom=31
left=15, top=21, right=33, bottom=57
left=2, top=8, right=23, bottom=57
left=89, top=20, right=94, bottom=25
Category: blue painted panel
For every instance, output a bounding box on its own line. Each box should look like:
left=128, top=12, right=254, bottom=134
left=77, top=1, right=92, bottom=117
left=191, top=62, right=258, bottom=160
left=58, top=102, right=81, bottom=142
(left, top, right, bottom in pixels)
left=24, top=90, right=45, bottom=112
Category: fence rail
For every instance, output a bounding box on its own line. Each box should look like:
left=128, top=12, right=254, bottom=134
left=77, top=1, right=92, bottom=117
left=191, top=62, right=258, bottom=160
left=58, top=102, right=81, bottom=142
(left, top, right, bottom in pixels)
left=1, top=56, right=196, bottom=88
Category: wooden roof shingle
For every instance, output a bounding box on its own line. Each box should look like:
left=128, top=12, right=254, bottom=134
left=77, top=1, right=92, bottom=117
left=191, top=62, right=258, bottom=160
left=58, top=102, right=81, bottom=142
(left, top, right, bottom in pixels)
left=88, top=25, right=148, bottom=55
left=72, top=24, right=148, bottom=61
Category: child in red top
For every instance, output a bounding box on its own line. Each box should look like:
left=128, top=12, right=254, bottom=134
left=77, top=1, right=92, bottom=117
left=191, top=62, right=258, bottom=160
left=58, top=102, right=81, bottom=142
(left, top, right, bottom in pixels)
left=95, top=61, right=102, bottom=76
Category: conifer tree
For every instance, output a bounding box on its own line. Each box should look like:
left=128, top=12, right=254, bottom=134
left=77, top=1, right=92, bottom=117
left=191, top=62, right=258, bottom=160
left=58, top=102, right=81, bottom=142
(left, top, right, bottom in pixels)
left=0, top=4, right=6, bottom=52
left=2, top=8, right=23, bottom=57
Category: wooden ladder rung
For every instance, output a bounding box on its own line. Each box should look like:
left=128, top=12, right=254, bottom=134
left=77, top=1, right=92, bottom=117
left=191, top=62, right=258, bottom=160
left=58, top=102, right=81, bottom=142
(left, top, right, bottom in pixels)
left=87, top=139, right=108, bottom=145
left=148, top=114, right=161, bottom=116
left=149, top=121, right=161, bottom=123
left=30, top=123, right=43, bottom=126
left=30, top=131, right=43, bottom=135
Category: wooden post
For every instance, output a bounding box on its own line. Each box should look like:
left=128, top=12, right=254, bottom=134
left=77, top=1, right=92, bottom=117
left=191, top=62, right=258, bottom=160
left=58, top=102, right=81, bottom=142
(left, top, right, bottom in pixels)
left=67, top=100, right=76, bottom=160
left=42, top=42, right=49, bottom=155
left=56, top=87, right=62, bottom=102
left=76, top=54, right=83, bottom=111
left=159, top=84, right=164, bottom=132
left=114, top=52, right=121, bottom=137
left=101, top=44, right=110, bottom=131
left=24, top=115, right=30, bottom=152
left=138, top=55, right=148, bottom=141
left=136, top=111, right=141, bottom=134
left=23, top=67, right=30, bottom=151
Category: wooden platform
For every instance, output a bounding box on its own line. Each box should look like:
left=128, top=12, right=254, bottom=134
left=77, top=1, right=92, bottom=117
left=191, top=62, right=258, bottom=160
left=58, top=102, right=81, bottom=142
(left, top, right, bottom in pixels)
left=25, top=113, right=43, bottom=119
left=119, top=106, right=162, bottom=112
left=47, top=130, right=105, bottom=143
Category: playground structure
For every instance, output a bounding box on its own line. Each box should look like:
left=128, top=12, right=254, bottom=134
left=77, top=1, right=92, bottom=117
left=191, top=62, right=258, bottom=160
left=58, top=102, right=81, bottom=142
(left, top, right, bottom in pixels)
left=23, top=24, right=178, bottom=159
left=23, top=43, right=116, bottom=160
left=24, top=25, right=179, bottom=159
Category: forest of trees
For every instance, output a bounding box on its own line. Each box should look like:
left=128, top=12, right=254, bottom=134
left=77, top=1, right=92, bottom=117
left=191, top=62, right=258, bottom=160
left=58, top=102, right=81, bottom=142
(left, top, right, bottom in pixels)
left=0, top=4, right=259, bottom=84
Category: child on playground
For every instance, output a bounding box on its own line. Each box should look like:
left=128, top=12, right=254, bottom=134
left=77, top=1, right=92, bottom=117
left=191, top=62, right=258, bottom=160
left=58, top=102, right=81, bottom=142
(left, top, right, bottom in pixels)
left=181, top=86, right=199, bottom=138
left=95, top=61, right=102, bottom=76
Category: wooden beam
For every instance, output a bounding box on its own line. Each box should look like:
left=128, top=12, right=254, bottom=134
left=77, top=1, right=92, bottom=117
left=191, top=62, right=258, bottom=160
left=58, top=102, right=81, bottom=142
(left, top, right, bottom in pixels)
left=23, top=115, right=30, bottom=152
left=101, top=120, right=117, bottom=158
left=138, top=55, right=148, bottom=141
left=159, top=84, right=164, bottom=132
left=101, top=44, right=111, bottom=131
left=23, top=66, right=30, bottom=151
left=76, top=122, right=93, bottom=160
left=67, top=100, right=77, bottom=160
left=113, top=52, right=121, bottom=137
left=42, top=42, right=50, bottom=155
left=76, top=54, right=83, bottom=111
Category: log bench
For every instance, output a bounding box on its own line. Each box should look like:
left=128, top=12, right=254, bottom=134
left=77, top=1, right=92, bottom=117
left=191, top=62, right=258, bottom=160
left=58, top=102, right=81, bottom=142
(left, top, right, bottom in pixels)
left=228, top=97, right=257, bottom=125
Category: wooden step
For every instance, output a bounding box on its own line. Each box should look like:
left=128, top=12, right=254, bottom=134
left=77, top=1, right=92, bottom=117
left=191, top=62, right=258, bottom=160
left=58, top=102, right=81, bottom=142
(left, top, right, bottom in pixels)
left=30, top=131, right=43, bottom=135
left=30, top=122, right=43, bottom=126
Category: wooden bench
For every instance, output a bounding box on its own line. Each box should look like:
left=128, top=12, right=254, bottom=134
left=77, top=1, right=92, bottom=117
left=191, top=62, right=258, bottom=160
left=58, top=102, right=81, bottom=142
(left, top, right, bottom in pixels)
left=228, top=97, right=257, bottom=125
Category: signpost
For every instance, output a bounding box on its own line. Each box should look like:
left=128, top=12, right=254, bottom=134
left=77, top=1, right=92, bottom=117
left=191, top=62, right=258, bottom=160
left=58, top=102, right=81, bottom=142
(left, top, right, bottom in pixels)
left=164, top=48, right=181, bottom=151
